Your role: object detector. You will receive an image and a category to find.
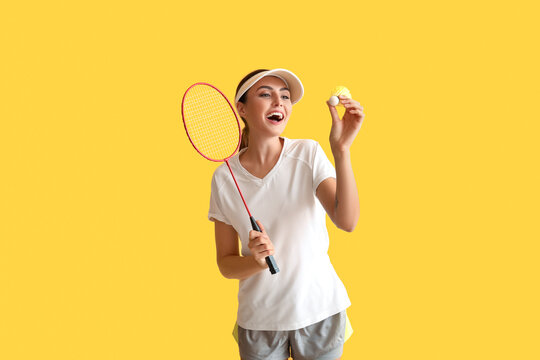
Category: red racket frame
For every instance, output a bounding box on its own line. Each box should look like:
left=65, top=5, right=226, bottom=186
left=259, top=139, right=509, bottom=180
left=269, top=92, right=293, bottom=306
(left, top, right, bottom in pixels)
left=181, top=82, right=252, bottom=216
left=181, top=82, right=241, bottom=162
left=181, top=82, right=279, bottom=274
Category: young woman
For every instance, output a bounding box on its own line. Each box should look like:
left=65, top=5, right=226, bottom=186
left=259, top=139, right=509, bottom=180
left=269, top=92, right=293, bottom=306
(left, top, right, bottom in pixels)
left=208, top=69, right=364, bottom=360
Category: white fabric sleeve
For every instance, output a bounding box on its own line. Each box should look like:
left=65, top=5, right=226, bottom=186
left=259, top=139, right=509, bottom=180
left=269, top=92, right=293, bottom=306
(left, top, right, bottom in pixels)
left=312, top=141, right=337, bottom=193
left=208, top=174, right=232, bottom=225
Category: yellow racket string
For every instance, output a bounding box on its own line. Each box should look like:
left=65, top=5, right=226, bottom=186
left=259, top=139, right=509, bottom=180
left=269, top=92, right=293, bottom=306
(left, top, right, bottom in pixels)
left=183, top=84, right=240, bottom=161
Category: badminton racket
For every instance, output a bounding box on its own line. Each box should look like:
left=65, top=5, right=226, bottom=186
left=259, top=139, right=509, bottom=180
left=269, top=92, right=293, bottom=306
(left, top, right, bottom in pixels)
left=181, top=82, right=279, bottom=275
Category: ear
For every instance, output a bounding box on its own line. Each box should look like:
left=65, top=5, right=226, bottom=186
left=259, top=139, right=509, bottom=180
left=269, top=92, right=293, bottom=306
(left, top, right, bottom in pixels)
left=236, top=102, right=246, bottom=117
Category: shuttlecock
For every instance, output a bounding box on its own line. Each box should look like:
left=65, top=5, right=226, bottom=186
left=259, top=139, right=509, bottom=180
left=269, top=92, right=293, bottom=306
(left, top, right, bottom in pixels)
left=329, top=86, right=351, bottom=107
left=328, top=96, right=339, bottom=106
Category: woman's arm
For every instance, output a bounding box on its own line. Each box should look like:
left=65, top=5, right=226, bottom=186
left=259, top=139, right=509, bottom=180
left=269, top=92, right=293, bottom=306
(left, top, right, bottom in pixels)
left=316, top=95, right=365, bottom=232
left=316, top=150, right=359, bottom=232
left=214, top=219, right=274, bottom=280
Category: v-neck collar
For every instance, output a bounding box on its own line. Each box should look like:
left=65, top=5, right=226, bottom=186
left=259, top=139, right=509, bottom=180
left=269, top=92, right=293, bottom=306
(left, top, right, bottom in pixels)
left=234, top=137, right=288, bottom=184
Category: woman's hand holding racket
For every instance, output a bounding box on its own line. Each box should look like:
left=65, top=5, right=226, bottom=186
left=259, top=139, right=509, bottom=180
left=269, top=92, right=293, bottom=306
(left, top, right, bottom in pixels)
left=248, top=220, right=275, bottom=270
left=327, top=95, right=365, bottom=153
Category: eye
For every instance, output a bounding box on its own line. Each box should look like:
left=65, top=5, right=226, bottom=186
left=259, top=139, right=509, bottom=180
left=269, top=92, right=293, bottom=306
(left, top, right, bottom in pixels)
left=282, top=95, right=290, bottom=100
left=259, top=93, right=270, bottom=97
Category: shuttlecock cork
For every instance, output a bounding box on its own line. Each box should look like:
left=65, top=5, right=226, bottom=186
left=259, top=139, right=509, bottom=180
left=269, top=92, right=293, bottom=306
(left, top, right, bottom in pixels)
left=328, top=86, right=351, bottom=107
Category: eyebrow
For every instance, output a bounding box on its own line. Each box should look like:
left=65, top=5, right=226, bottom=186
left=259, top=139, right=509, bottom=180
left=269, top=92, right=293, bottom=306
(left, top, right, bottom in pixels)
left=256, top=85, right=290, bottom=92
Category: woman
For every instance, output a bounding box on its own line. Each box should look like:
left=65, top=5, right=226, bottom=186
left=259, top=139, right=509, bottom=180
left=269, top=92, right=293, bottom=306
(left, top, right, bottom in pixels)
left=208, top=68, right=364, bottom=360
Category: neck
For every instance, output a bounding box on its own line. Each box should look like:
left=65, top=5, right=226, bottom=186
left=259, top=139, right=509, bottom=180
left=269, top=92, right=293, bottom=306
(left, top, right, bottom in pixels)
left=242, top=135, right=283, bottom=165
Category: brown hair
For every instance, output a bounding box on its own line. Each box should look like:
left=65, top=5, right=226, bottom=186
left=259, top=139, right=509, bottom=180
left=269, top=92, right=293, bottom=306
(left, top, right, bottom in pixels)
left=235, top=69, right=269, bottom=150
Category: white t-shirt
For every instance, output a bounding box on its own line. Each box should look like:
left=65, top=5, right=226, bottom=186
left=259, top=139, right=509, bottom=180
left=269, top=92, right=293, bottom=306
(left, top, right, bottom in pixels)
left=208, top=137, right=351, bottom=331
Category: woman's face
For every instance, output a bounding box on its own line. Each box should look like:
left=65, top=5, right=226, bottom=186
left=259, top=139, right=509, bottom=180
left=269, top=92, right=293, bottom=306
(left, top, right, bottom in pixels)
left=237, top=76, right=292, bottom=138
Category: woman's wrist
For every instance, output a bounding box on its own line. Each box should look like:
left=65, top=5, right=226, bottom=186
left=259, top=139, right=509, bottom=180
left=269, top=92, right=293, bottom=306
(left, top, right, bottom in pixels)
left=331, top=146, right=351, bottom=161
left=249, top=255, right=268, bottom=270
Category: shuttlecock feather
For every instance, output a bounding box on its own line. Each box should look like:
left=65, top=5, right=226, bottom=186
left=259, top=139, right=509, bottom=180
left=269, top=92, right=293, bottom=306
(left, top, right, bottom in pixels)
left=329, top=86, right=351, bottom=107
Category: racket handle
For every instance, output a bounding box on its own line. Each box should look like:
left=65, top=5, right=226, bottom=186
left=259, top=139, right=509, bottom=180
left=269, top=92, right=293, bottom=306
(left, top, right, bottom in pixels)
left=250, top=216, right=280, bottom=275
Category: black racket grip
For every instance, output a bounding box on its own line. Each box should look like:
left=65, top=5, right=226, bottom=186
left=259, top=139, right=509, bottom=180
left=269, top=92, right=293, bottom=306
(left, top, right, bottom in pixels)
left=250, top=216, right=279, bottom=275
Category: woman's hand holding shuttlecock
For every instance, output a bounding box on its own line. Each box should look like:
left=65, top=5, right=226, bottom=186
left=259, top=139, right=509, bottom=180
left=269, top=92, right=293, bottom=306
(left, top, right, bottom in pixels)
left=326, top=87, right=365, bottom=153
left=328, top=86, right=351, bottom=107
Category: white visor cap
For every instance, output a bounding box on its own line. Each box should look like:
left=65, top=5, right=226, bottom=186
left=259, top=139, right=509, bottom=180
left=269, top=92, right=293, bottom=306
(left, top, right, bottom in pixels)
left=234, top=68, right=304, bottom=105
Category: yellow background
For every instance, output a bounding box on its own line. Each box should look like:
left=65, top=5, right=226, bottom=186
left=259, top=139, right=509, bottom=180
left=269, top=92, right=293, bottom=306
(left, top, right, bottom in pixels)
left=1, top=1, right=539, bottom=359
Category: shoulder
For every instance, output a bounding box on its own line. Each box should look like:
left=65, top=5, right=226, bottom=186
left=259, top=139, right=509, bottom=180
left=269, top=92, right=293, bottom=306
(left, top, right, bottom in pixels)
left=210, top=162, right=231, bottom=189
left=286, top=138, right=318, bottom=150
left=284, top=138, right=320, bottom=163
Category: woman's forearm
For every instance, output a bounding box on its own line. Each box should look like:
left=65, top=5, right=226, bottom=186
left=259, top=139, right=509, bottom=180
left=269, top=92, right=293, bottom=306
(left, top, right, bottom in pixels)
left=333, top=149, right=360, bottom=232
left=217, top=254, right=265, bottom=280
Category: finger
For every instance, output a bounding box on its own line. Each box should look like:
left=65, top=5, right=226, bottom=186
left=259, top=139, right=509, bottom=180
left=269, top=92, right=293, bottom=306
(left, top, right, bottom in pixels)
left=248, top=240, right=265, bottom=253
left=341, top=99, right=361, bottom=108
left=254, top=244, right=273, bottom=257
left=257, top=243, right=271, bottom=252
left=326, top=101, right=340, bottom=123
left=256, top=234, right=273, bottom=246
left=255, top=220, right=267, bottom=234
left=343, top=103, right=364, bottom=113
left=258, top=249, right=275, bottom=258
left=342, top=102, right=360, bottom=110
left=250, top=237, right=265, bottom=249
left=255, top=246, right=274, bottom=256
left=249, top=234, right=271, bottom=250
left=340, top=98, right=362, bottom=108
left=339, top=97, right=358, bottom=107
left=249, top=231, right=263, bottom=244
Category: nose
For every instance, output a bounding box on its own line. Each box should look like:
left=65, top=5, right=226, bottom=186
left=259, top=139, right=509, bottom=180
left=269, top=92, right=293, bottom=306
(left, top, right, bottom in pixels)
left=272, top=92, right=283, bottom=106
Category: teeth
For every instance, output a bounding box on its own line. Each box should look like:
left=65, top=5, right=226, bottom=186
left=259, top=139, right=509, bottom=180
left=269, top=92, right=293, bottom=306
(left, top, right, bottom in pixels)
left=267, top=112, right=284, bottom=120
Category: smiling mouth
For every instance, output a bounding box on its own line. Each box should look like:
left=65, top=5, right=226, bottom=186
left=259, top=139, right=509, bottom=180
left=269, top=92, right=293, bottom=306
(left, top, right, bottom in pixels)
left=266, top=112, right=284, bottom=123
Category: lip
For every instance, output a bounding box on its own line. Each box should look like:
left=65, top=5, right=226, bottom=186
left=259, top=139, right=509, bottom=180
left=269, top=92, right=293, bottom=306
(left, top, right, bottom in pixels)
left=265, top=110, right=285, bottom=117
left=266, top=118, right=284, bottom=126
left=265, top=110, right=286, bottom=124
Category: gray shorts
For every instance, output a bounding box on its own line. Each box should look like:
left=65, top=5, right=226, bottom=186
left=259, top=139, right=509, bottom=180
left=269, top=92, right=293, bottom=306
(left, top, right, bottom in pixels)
left=238, top=311, right=346, bottom=360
